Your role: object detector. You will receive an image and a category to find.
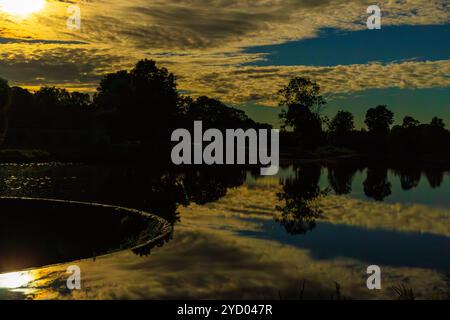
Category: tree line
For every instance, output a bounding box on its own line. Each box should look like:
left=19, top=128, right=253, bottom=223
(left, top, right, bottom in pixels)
left=1, top=60, right=449, bottom=156
left=0, top=60, right=268, bottom=149
left=279, top=77, right=450, bottom=155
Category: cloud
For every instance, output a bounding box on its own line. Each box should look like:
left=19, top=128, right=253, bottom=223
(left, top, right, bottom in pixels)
left=0, top=43, right=128, bottom=90
left=166, top=59, right=450, bottom=106
left=0, top=0, right=449, bottom=103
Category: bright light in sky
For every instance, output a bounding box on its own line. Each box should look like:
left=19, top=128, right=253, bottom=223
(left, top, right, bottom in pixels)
left=0, top=0, right=46, bottom=17
left=0, top=271, right=34, bottom=289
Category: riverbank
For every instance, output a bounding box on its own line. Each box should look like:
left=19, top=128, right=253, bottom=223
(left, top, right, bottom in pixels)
left=2, top=147, right=450, bottom=170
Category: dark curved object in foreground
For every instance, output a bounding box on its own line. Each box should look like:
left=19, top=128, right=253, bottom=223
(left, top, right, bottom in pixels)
left=0, top=197, right=173, bottom=273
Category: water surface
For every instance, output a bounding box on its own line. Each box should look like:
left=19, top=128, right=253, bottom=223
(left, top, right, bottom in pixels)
left=0, top=162, right=448, bottom=299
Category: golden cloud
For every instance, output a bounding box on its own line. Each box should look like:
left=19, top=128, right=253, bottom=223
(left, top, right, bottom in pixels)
left=0, top=0, right=449, bottom=105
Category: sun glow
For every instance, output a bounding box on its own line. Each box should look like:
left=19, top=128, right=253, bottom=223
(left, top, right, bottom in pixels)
left=0, top=271, right=34, bottom=289
left=0, top=0, right=46, bottom=17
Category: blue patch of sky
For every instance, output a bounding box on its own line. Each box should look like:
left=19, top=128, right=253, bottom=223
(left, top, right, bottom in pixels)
left=237, top=24, right=450, bottom=126
left=243, top=24, right=450, bottom=67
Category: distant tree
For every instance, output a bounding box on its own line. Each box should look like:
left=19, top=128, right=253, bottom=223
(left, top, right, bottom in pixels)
left=329, top=111, right=355, bottom=134
left=278, top=77, right=325, bottom=111
left=8, top=87, right=33, bottom=129
left=402, top=116, right=420, bottom=129
left=0, top=78, right=11, bottom=145
left=10, top=87, right=33, bottom=110
left=391, top=114, right=450, bottom=155
left=390, top=116, right=421, bottom=154
left=69, top=92, right=91, bottom=109
left=430, top=117, right=446, bottom=129
left=34, top=87, right=71, bottom=110
left=93, top=70, right=132, bottom=112
left=130, top=59, right=179, bottom=119
left=365, top=105, right=394, bottom=134
left=94, top=59, right=180, bottom=143
left=0, top=78, right=11, bottom=111
left=184, top=96, right=257, bottom=130
left=24, top=87, right=92, bottom=130
left=328, top=110, right=355, bottom=146
left=278, top=77, right=325, bottom=149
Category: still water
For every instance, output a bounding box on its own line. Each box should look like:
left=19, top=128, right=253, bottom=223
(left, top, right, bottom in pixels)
left=0, top=162, right=449, bottom=299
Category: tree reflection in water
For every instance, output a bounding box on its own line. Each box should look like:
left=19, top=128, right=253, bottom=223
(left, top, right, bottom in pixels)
left=363, top=166, right=392, bottom=201
left=103, top=165, right=249, bottom=255
left=0, top=163, right=250, bottom=260
left=276, top=164, right=329, bottom=235
left=274, top=163, right=449, bottom=234
left=327, top=164, right=359, bottom=195
left=395, top=167, right=422, bottom=191
left=425, top=169, right=444, bottom=189
left=1, top=162, right=448, bottom=258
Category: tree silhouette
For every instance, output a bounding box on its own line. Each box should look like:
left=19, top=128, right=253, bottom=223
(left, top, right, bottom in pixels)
left=68, top=92, right=91, bottom=109
left=363, top=105, right=395, bottom=152
left=365, top=105, right=394, bottom=134
left=430, top=117, right=446, bottom=129
left=23, top=87, right=91, bottom=131
left=183, top=96, right=257, bottom=130
left=2, top=69, right=450, bottom=159
left=6, top=87, right=31, bottom=141
left=328, top=110, right=355, bottom=147
left=94, top=59, right=180, bottom=145
left=278, top=77, right=325, bottom=149
left=402, top=116, right=420, bottom=129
